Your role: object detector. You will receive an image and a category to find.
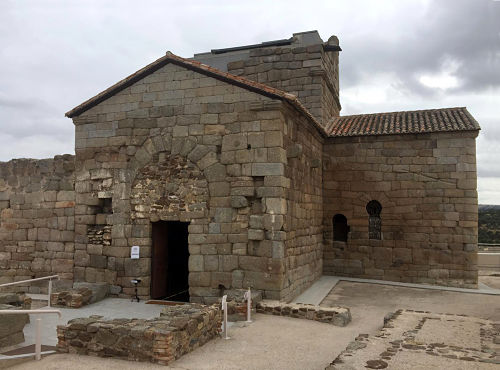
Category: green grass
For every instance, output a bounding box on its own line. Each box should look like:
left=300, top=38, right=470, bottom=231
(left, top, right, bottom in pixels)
left=479, top=205, right=500, bottom=244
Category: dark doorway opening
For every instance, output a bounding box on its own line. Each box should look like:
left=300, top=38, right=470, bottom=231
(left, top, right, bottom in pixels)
left=151, top=221, right=190, bottom=302
left=333, top=214, right=350, bottom=242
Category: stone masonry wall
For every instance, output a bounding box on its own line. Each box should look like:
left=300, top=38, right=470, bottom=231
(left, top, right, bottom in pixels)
left=227, top=39, right=341, bottom=126
left=281, top=106, right=324, bottom=301
left=323, top=132, right=478, bottom=287
left=0, top=155, right=75, bottom=291
left=57, top=303, right=221, bottom=365
left=72, top=63, right=292, bottom=302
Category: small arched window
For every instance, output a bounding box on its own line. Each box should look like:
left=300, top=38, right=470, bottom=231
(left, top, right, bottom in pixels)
left=366, top=200, right=382, bottom=240
left=333, top=214, right=349, bottom=242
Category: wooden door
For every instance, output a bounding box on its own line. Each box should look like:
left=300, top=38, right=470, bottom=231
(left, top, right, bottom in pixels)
left=151, top=221, right=168, bottom=299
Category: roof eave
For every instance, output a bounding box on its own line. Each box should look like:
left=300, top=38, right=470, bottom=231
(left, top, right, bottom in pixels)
left=327, top=128, right=480, bottom=140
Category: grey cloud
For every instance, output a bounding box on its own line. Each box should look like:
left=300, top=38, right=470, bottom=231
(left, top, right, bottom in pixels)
left=0, top=0, right=498, bottom=206
left=339, top=0, right=500, bottom=95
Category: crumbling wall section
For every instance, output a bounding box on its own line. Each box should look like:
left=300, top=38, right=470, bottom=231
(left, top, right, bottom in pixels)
left=0, top=155, right=75, bottom=290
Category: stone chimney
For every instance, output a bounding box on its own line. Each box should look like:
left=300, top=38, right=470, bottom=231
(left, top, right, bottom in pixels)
left=193, top=31, right=341, bottom=126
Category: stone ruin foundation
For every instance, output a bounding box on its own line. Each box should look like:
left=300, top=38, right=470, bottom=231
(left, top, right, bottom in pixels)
left=256, top=301, right=351, bottom=327
left=57, top=303, right=221, bottom=365
left=327, top=309, right=500, bottom=369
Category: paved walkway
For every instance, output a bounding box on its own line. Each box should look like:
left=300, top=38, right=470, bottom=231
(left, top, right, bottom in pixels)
left=293, top=275, right=500, bottom=307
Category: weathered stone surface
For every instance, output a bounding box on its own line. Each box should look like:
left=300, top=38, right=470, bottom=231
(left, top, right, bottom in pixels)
left=0, top=292, right=31, bottom=309
left=73, top=282, right=109, bottom=303
left=230, top=196, right=248, bottom=209
left=0, top=155, right=75, bottom=291
left=51, top=287, right=92, bottom=308
left=256, top=300, right=351, bottom=327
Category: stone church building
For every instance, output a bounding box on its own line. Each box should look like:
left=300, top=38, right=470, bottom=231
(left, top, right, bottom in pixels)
left=0, top=31, right=480, bottom=303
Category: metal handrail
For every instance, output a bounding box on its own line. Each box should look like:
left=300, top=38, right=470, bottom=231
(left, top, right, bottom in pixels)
left=0, top=309, right=61, bottom=361
left=0, top=275, right=59, bottom=308
left=0, top=309, right=61, bottom=317
left=0, top=275, right=60, bottom=287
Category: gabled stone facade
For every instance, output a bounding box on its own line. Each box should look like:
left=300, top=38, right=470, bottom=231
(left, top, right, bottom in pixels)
left=0, top=31, right=480, bottom=302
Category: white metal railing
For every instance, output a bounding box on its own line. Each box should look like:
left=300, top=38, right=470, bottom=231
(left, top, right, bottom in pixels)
left=0, top=275, right=59, bottom=307
left=0, top=309, right=61, bottom=360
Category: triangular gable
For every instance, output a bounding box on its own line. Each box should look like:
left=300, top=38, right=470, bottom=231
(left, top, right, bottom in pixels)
left=65, top=52, right=326, bottom=136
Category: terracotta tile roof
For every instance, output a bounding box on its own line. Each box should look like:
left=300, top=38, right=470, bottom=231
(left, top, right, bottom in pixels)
left=326, top=107, right=480, bottom=137
left=65, top=52, right=326, bottom=135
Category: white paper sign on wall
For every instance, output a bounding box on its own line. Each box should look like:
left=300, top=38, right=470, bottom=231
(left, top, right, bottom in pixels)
left=131, top=246, right=140, bottom=259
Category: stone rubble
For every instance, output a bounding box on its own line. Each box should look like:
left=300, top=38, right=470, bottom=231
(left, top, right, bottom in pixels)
left=50, top=287, right=92, bottom=308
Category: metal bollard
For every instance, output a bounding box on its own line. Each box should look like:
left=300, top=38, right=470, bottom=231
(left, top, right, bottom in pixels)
left=244, top=287, right=252, bottom=323
left=221, top=295, right=229, bottom=339
left=35, top=318, right=42, bottom=360
left=47, top=279, right=52, bottom=308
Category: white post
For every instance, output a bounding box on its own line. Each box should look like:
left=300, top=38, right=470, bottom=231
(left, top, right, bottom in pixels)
left=245, top=287, right=252, bottom=323
left=47, top=279, right=52, bottom=308
left=35, top=318, right=42, bottom=360
left=221, top=295, right=229, bottom=339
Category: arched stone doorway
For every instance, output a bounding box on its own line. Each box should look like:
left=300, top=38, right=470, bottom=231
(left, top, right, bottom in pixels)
left=131, top=153, right=209, bottom=300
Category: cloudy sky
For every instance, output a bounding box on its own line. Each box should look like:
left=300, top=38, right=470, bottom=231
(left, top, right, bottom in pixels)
left=1, top=0, right=499, bottom=203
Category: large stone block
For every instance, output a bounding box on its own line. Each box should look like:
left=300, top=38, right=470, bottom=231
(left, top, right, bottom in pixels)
left=73, top=282, right=109, bottom=303
left=251, top=163, right=284, bottom=176
left=124, top=258, right=150, bottom=277
left=230, top=196, right=248, bottom=208
left=265, top=198, right=287, bottom=214
left=222, top=133, right=247, bottom=151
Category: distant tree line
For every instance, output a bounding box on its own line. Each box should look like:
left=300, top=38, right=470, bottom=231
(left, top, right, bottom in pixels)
left=479, top=207, right=500, bottom=244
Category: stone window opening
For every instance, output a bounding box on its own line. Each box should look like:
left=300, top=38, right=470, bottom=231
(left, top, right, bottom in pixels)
left=98, top=197, right=112, bottom=214
left=366, top=200, right=382, bottom=240
left=333, top=214, right=349, bottom=242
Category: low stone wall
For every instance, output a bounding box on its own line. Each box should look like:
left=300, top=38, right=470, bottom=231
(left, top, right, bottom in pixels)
left=0, top=304, right=29, bottom=348
left=0, top=292, right=31, bottom=309
left=256, top=301, right=351, bottom=327
left=57, top=303, right=221, bottom=365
